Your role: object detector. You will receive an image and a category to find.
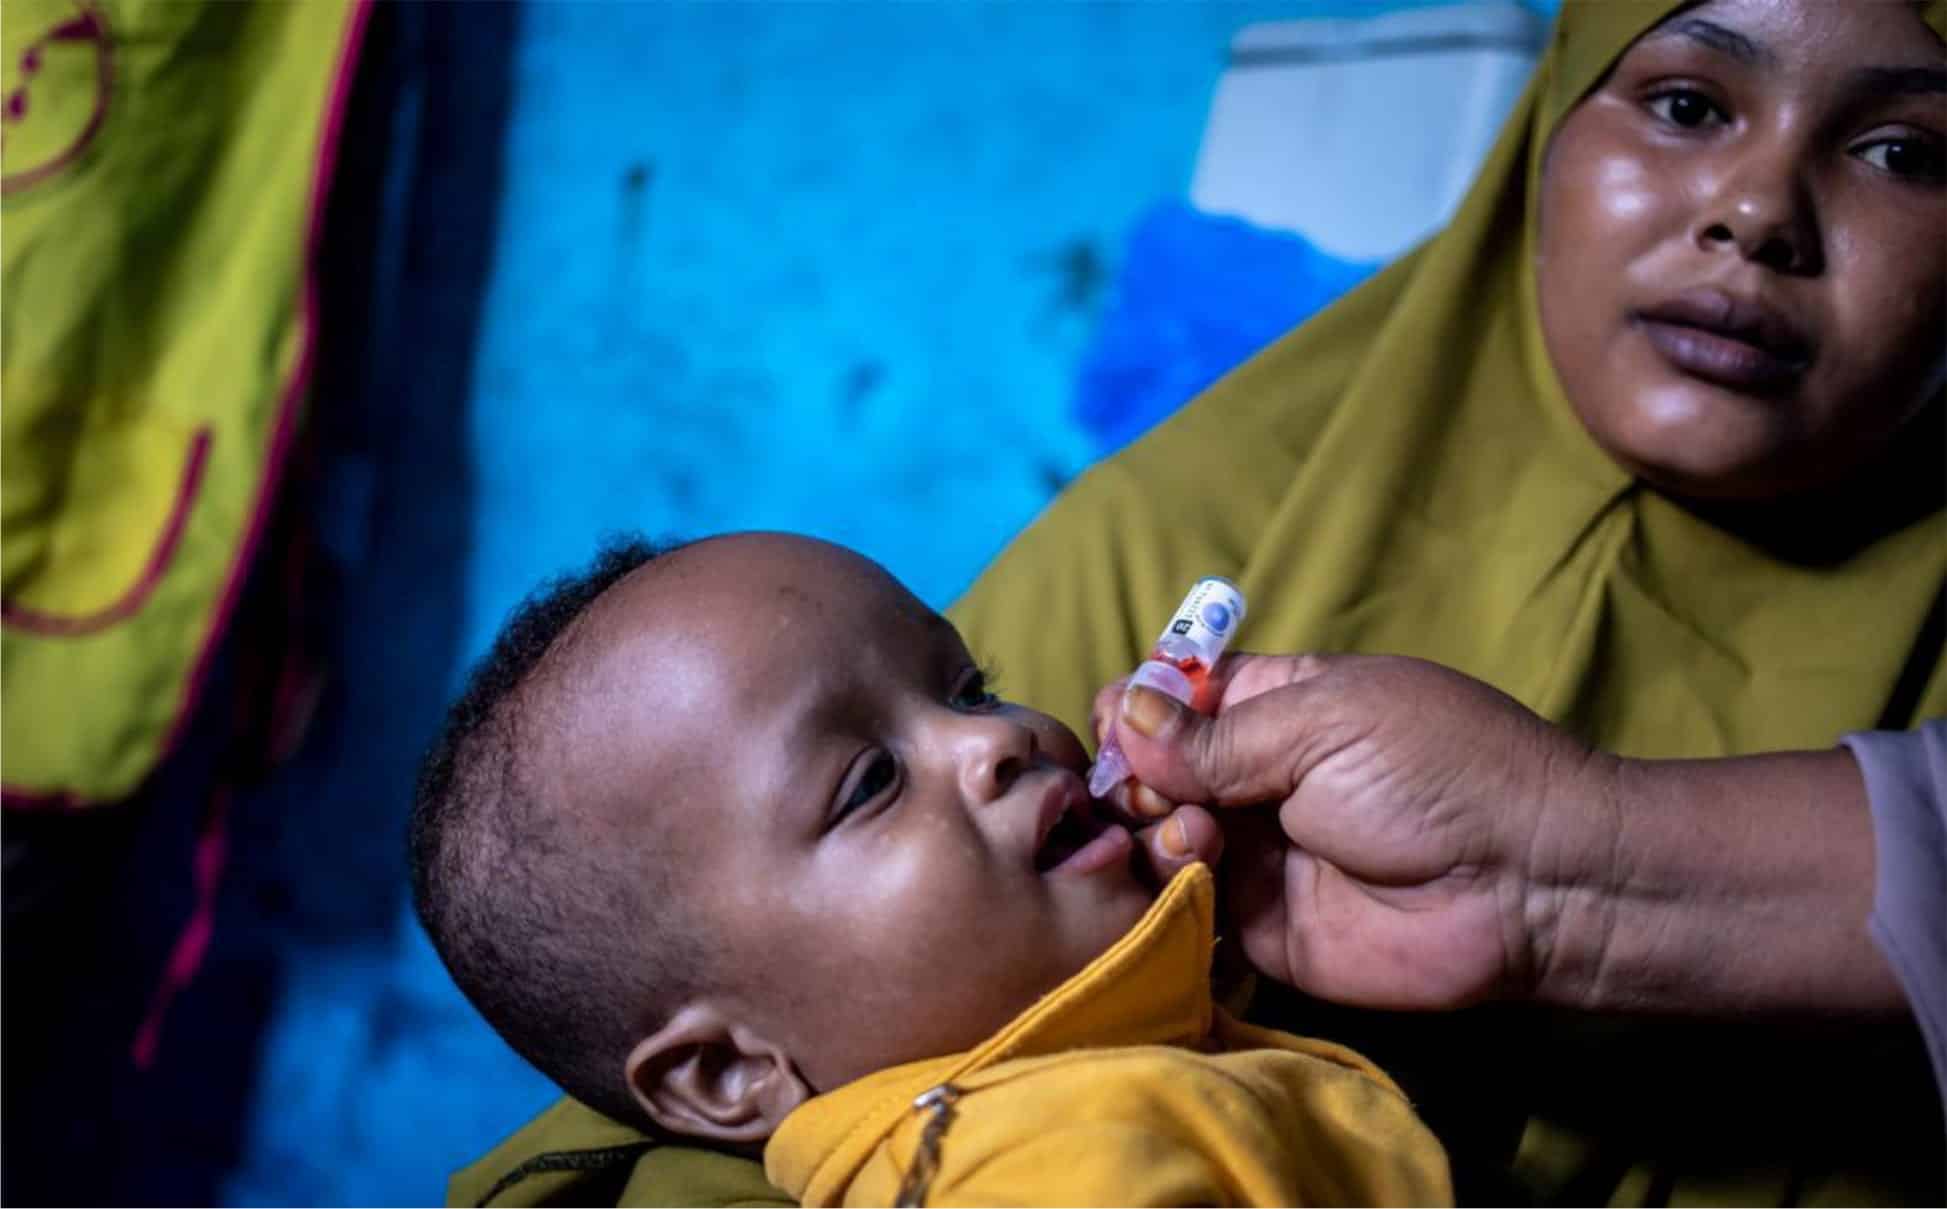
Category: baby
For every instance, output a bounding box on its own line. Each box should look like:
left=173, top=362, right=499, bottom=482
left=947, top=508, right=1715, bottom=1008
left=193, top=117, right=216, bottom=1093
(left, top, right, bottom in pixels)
left=411, top=531, right=1449, bottom=1206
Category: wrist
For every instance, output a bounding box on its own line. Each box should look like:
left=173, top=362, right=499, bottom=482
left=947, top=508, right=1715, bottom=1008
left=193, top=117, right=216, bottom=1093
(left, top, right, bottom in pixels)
left=1512, top=742, right=1631, bottom=1009
left=1520, top=748, right=1896, bottom=1016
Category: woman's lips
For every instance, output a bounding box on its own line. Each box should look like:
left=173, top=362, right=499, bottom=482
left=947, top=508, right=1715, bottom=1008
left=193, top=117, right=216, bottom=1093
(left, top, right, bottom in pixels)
left=1633, top=289, right=1813, bottom=394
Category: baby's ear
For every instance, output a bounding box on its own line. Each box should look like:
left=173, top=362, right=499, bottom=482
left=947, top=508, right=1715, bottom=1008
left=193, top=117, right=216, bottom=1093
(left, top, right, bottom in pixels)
left=624, top=1003, right=811, bottom=1145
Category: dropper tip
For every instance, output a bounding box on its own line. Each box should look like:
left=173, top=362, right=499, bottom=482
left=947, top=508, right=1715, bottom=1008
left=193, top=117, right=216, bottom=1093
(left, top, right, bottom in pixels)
left=1087, top=748, right=1127, bottom=799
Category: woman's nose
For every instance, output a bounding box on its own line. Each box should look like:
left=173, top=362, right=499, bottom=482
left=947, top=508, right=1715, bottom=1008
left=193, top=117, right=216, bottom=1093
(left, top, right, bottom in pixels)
left=954, top=712, right=1036, bottom=804
left=1695, top=142, right=1822, bottom=276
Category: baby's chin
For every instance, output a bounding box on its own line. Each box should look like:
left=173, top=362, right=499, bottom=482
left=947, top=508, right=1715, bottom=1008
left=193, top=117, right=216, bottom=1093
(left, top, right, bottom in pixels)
left=807, top=908, right=1151, bottom=1091
left=1052, top=853, right=1161, bottom=954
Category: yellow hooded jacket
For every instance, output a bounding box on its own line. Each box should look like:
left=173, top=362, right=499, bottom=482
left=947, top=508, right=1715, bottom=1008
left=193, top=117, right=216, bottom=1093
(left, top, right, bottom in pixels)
left=764, top=865, right=1451, bottom=1207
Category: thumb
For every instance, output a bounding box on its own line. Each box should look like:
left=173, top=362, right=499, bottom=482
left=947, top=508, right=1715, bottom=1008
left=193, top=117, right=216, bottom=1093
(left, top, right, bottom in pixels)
left=1114, top=682, right=1316, bottom=809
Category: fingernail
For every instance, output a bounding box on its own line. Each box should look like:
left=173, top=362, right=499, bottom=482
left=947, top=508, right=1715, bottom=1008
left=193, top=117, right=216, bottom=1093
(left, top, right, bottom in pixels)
left=1161, top=815, right=1191, bottom=857
left=1120, top=685, right=1180, bottom=738
left=1130, top=782, right=1172, bottom=820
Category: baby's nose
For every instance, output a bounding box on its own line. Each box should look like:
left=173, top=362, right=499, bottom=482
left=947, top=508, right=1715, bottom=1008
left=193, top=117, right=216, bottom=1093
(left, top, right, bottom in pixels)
left=957, top=715, right=1035, bottom=803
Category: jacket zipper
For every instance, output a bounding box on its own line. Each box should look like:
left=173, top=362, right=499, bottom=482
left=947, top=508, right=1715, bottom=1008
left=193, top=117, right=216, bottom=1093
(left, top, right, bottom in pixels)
left=892, top=1083, right=962, bottom=1207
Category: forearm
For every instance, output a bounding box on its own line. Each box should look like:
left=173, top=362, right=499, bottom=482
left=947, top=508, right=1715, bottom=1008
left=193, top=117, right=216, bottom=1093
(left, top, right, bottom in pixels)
left=1532, top=748, right=1906, bottom=1016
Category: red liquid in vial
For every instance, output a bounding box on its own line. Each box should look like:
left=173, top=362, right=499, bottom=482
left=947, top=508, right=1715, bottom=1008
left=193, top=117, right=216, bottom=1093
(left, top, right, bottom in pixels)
left=1146, top=652, right=1216, bottom=712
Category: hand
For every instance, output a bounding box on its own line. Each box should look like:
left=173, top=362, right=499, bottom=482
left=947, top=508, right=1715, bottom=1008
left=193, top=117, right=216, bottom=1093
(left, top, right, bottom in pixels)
left=1128, top=804, right=1225, bottom=891
left=1088, top=677, right=1227, bottom=888
left=1099, top=653, right=1616, bottom=1011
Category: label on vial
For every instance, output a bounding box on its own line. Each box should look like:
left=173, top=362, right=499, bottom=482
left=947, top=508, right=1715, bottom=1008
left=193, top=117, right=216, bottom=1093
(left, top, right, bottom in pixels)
left=1156, top=577, right=1245, bottom=660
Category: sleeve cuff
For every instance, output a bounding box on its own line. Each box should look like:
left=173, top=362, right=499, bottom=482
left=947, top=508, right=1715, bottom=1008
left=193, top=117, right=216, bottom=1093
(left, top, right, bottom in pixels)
left=1843, top=721, right=1947, bottom=1113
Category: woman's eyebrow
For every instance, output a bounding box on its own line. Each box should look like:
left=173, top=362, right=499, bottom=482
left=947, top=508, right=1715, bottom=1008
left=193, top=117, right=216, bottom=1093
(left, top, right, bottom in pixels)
left=1649, top=16, right=1775, bottom=68
left=1842, top=64, right=1947, bottom=103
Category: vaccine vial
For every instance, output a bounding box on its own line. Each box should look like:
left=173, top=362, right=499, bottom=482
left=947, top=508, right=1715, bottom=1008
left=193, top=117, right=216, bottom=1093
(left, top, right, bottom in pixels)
left=1088, top=577, right=1247, bottom=798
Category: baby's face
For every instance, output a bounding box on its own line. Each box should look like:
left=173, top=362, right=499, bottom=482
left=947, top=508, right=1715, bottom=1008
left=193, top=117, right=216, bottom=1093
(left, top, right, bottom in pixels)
left=571, top=533, right=1151, bottom=1093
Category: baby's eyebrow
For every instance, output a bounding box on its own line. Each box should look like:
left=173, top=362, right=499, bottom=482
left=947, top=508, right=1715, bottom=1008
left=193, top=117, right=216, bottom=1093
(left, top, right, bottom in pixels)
left=920, top=609, right=967, bottom=652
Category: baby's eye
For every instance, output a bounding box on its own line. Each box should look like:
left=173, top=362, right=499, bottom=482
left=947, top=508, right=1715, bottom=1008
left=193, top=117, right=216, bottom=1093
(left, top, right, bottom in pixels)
left=835, top=749, right=898, bottom=822
left=949, top=666, right=1001, bottom=711
left=1854, top=135, right=1945, bottom=185
left=1646, top=88, right=1726, bottom=130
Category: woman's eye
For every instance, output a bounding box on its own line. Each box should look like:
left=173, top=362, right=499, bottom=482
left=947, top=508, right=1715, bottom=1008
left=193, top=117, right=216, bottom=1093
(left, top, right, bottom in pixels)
left=949, top=668, right=1000, bottom=711
left=1646, top=88, right=1726, bottom=130
left=837, top=750, right=897, bottom=821
left=1855, top=136, right=1945, bottom=185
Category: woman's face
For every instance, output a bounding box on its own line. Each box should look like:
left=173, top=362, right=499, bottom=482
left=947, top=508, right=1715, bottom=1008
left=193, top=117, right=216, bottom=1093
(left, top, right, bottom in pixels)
left=1536, top=0, right=1945, bottom=501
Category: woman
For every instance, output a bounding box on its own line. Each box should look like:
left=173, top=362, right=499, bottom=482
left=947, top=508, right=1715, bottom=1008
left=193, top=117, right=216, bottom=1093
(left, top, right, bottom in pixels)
left=453, top=1, right=1945, bottom=1203
left=954, top=0, right=1945, bottom=1201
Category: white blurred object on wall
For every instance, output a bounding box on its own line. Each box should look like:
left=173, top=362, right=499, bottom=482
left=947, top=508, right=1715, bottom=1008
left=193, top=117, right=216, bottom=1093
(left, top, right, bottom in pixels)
left=1191, top=2, right=1545, bottom=262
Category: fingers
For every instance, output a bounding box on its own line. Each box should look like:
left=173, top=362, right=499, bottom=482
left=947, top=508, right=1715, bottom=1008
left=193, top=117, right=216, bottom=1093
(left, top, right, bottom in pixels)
left=1126, top=780, right=1176, bottom=821
left=1132, top=804, right=1223, bottom=885
left=1096, top=653, right=1329, bottom=749
left=1099, top=772, right=1178, bottom=823
left=1208, top=651, right=1338, bottom=713
left=1094, top=653, right=1358, bottom=834
left=1114, top=677, right=1335, bottom=808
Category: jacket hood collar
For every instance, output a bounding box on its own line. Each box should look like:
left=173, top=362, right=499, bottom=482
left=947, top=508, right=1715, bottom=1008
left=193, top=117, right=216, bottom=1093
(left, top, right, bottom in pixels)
left=766, top=864, right=1218, bottom=1202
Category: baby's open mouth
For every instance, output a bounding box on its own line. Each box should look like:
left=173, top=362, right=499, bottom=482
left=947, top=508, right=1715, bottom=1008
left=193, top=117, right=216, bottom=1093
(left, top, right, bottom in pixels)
left=1034, top=802, right=1119, bottom=873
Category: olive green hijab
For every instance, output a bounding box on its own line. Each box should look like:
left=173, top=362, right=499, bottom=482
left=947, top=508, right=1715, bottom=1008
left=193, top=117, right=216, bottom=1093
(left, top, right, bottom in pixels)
left=954, top=0, right=1947, bottom=761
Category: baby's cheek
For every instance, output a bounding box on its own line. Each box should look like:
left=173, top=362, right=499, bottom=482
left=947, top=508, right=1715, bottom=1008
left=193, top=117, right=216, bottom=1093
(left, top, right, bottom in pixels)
left=842, top=840, right=1009, bottom=972
left=851, top=819, right=976, bottom=909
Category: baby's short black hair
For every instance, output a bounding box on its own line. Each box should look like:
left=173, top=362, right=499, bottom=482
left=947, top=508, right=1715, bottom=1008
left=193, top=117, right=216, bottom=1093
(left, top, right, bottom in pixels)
left=409, top=535, right=704, bottom=1128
